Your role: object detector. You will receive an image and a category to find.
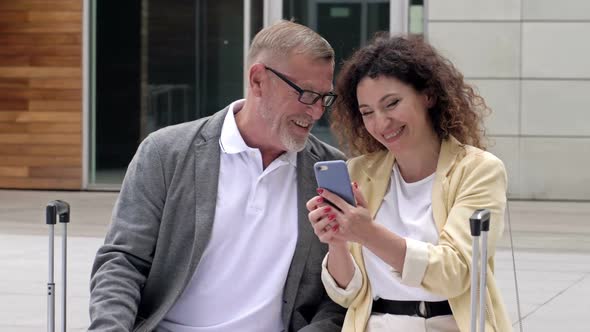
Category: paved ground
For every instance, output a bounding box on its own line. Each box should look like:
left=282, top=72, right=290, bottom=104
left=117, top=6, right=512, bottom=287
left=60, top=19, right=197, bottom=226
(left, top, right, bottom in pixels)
left=0, top=189, right=589, bottom=331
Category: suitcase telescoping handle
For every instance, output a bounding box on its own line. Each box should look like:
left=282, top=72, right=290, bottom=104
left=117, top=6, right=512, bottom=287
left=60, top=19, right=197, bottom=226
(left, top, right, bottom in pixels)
left=470, top=209, right=490, bottom=332
left=46, top=200, right=70, bottom=332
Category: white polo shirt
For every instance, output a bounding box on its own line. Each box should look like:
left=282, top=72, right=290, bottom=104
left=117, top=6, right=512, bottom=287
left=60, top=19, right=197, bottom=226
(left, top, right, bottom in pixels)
left=158, top=100, right=299, bottom=331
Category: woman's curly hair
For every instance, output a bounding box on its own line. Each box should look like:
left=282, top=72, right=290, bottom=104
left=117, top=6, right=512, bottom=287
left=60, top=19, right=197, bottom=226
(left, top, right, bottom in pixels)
left=330, top=34, right=490, bottom=156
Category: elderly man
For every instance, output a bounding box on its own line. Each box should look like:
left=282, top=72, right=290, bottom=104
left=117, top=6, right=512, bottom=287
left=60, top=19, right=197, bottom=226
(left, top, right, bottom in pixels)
left=89, top=20, right=345, bottom=332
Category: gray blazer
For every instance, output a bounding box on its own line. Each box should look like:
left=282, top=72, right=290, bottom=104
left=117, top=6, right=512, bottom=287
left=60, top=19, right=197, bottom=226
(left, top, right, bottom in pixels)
left=89, top=107, right=346, bottom=331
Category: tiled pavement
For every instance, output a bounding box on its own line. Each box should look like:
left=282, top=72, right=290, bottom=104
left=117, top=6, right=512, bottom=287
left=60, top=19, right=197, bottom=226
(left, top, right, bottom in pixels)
left=1, top=189, right=588, bottom=331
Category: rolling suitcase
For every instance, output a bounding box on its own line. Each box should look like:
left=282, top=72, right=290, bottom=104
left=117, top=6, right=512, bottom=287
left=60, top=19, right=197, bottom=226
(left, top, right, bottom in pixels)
left=46, top=200, right=70, bottom=332
left=470, top=209, right=490, bottom=332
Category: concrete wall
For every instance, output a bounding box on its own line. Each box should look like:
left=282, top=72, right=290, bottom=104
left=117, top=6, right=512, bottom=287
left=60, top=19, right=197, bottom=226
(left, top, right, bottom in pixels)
left=427, top=0, right=590, bottom=200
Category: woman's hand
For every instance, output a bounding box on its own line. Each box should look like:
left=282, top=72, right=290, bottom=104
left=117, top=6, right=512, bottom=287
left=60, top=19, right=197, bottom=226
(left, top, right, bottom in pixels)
left=319, top=183, right=407, bottom=272
left=315, top=183, right=376, bottom=245
left=306, top=195, right=347, bottom=247
left=306, top=192, right=356, bottom=288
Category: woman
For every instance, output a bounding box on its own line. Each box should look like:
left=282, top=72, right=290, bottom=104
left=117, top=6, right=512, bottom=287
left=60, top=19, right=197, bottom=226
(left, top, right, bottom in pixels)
left=306, top=35, right=511, bottom=332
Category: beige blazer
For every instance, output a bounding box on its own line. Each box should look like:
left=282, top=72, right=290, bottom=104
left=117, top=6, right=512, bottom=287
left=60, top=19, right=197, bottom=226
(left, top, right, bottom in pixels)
left=323, top=136, right=512, bottom=332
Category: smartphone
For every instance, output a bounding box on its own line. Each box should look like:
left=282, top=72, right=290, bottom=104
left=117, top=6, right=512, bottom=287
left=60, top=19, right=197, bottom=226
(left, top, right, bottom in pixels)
left=314, top=160, right=356, bottom=207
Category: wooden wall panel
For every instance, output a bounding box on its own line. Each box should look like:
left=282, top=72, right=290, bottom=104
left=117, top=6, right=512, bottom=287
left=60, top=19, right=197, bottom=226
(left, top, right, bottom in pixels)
left=0, top=33, right=81, bottom=45
left=0, top=144, right=81, bottom=156
left=0, top=166, right=28, bottom=177
left=0, top=112, right=81, bottom=123
left=0, top=1, right=82, bottom=12
left=0, top=0, right=82, bottom=189
left=0, top=78, right=28, bottom=88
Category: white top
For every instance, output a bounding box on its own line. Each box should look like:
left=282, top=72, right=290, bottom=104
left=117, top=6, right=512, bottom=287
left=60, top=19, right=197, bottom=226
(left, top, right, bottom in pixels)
left=158, top=100, right=299, bottom=332
left=362, top=163, right=446, bottom=301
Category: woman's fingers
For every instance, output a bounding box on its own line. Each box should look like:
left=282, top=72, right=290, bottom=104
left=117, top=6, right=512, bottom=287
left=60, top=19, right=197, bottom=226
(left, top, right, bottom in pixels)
left=308, top=205, right=332, bottom=223
left=307, top=198, right=354, bottom=244
left=306, top=195, right=326, bottom=212
left=352, top=182, right=368, bottom=208
left=317, top=188, right=351, bottom=213
left=318, top=227, right=338, bottom=243
left=318, top=220, right=344, bottom=242
left=309, top=208, right=338, bottom=233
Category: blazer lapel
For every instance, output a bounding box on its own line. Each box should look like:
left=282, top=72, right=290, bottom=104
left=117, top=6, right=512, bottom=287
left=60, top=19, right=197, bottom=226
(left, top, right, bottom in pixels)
left=362, top=151, right=394, bottom=218
left=282, top=144, right=319, bottom=326
left=432, top=136, right=464, bottom=231
left=187, top=108, right=227, bottom=274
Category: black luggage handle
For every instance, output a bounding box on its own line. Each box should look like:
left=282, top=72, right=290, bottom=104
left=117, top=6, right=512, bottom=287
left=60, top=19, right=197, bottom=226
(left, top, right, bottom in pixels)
left=46, top=200, right=70, bottom=225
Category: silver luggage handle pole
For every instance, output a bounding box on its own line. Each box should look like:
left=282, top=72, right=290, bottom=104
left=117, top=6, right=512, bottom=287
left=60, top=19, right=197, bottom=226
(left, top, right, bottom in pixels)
left=46, top=206, right=56, bottom=332
left=59, top=203, right=69, bottom=332
left=46, top=200, right=70, bottom=332
left=470, top=214, right=481, bottom=332
left=479, top=213, right=490, bottom=332
left=470, top=209, right=490, bottom=332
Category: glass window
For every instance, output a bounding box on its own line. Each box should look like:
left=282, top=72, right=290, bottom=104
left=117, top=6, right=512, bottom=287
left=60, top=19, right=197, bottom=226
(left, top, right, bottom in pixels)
left=91, top=0, right=142, bottom=186
left=409, top=0, right=425, bottom=34
left=251, top=0, right=264, bottom=40
left=90, top=0, right=252, bottom=187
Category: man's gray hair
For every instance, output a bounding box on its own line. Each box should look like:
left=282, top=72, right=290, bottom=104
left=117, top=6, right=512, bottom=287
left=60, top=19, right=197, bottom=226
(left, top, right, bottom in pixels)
left=247, top=20, right=334, bottom=67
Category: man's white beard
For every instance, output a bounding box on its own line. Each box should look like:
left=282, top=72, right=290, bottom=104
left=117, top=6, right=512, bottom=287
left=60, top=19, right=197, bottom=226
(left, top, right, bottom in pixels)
left=280, top=129, right=307, bottom=152
left=259, top=101, right=308, bottom=152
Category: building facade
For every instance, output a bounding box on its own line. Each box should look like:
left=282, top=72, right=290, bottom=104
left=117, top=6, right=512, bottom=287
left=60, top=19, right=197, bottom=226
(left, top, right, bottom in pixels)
left=426, top=0, right=590, bottom=200
left=1, top=0, right=589, bottom=200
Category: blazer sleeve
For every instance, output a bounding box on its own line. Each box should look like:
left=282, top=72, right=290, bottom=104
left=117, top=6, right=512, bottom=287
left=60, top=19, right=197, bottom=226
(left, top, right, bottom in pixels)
left=320, top=252, right=363, bottom=308
left=88, top=134, right=167, bottom=331
left=401, top=155, right=507, bottom=298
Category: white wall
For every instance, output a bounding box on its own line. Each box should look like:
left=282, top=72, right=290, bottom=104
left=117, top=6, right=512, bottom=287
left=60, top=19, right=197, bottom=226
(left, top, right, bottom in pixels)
left=427, top=0, right=590, bottom=200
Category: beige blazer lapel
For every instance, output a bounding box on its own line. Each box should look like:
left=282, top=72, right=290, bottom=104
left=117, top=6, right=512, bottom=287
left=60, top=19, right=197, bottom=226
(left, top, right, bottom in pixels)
left=431, top=136, right=465, bottom=231
left=359, top=151, right=395, bottom=218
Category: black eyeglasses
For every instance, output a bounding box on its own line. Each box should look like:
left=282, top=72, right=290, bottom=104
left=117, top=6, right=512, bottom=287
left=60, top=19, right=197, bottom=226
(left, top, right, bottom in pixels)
left=265, top=66, right=337, bottom=107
